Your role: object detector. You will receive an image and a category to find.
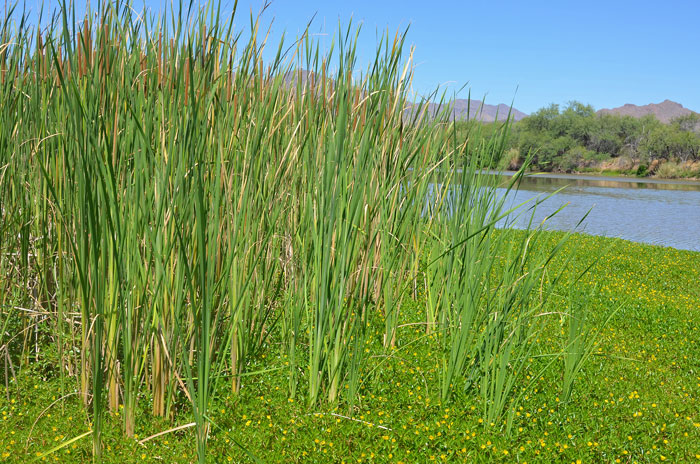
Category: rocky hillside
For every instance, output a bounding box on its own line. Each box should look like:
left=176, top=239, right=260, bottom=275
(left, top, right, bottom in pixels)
left=597, top=100, right=697, bottom=123
left=405, top=99, right=528, bottom=123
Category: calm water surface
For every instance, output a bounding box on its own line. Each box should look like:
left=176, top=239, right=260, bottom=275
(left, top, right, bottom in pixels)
left=497, top=172, right=700, bottom=252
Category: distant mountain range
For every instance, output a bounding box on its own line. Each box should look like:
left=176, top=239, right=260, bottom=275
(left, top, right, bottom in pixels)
left=597, top=100, right=697, bottom=123
left=283, top=71, right=527, bottom=123
left=404, top=99, right=528, bottom=123
left=410, top=99, right=697, bottom=124
left=283, top=70, right=696, bottom=125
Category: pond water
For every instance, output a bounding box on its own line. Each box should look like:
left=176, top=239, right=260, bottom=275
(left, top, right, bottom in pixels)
left=496, top=172, right=700, bottom=252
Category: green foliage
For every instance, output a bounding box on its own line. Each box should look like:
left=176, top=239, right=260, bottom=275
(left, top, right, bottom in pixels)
left=672, top=112, right=700, bottom=133
left=636, top=164, right=649, bottom=177
left=447, top=99, right=699, bottom=176
left=498, top=101, right=700, bottom=174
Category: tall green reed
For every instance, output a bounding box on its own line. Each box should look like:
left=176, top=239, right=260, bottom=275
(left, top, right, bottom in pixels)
left=0, top=0, right=589, bottom=460
left=421, top=110, right=584, bottom=431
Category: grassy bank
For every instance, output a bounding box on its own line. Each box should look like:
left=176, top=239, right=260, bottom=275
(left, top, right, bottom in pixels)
left=500, top=150, right=700, bottom=181
left=2, top=232, right=699, bottom=463
left=538, top=160, right=700, bottom=181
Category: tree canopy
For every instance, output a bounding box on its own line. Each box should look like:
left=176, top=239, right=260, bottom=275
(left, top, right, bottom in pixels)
left=455, top=101, right=700, bottom=176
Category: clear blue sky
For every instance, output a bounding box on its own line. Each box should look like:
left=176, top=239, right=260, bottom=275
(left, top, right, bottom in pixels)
left=30, top=0, right=700, bottom=114
left=224, top=0, right=700, bottom=114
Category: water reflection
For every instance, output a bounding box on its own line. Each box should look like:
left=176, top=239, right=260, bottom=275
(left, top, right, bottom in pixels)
left=495, top=172, right=700, bottom=251
left=498, top=171, right=700, bottom=192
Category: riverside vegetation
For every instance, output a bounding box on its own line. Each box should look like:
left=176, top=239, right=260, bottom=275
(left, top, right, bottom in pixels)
left=455, top=102, right=700, bottom=178
left=1, top=2, right=699, bottom=463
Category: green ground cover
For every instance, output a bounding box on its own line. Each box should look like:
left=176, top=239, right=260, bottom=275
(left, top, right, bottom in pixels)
left=2, top=233, right=699, bottom=463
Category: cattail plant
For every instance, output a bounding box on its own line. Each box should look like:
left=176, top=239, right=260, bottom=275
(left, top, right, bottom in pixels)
left=0, top=0, right=589, bottom=461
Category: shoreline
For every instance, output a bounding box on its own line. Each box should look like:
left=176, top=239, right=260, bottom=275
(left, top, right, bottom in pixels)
left=497, top=169, right=700, bottom=187
left=509, top=227, right=700, bottom=255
